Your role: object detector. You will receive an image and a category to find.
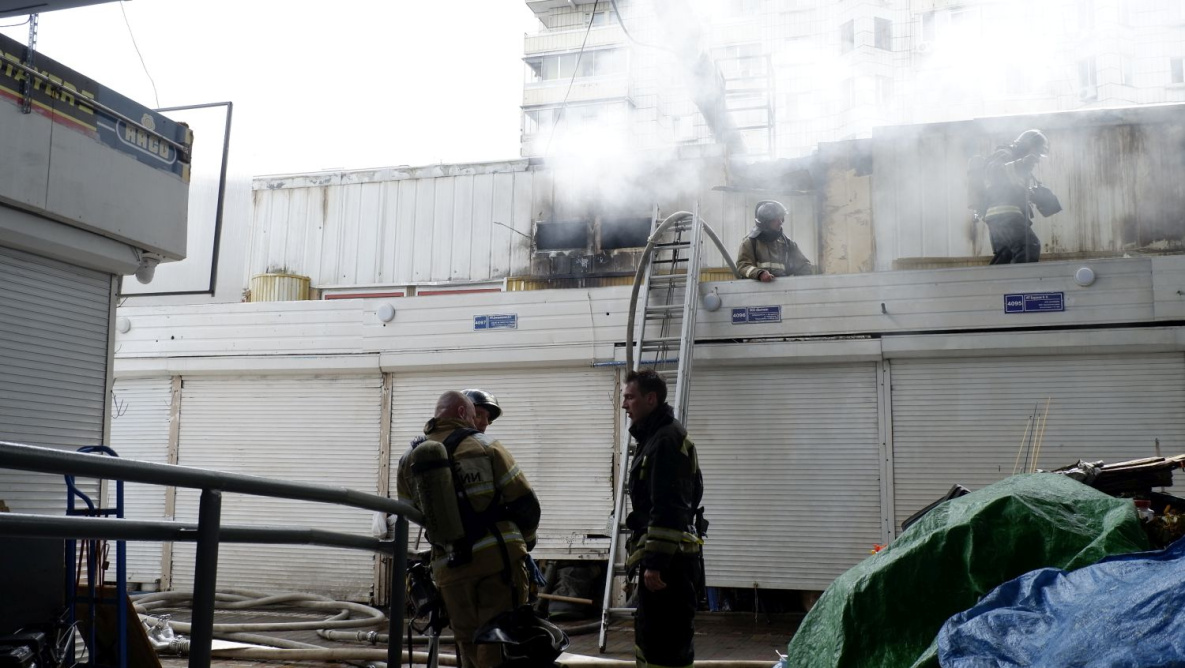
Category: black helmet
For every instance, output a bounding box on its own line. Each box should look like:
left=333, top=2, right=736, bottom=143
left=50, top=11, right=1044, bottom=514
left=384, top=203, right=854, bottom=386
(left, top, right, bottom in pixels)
left=1013, top=129, right=1049, bottom=157
left=473, top=606, right=569, bottom=668
left=754, top=200, right=788, bottom=229
left=461, top=389, right=502, bottom=422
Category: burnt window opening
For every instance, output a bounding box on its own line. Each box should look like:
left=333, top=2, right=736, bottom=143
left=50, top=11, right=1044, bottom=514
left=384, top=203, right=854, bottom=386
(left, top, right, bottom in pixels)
left=536, top=221, right=590, bottom=251
left=600, top=217, right=652, bottom=250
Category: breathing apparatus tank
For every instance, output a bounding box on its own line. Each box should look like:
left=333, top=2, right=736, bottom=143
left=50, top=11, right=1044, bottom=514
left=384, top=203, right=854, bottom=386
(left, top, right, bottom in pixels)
left=408, top=440, right=466, bottom=558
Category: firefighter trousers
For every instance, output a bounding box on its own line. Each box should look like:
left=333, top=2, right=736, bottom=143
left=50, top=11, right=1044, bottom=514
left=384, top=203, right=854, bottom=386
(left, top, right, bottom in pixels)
left=439, top=556, right=530, bottom=668
left=635, top=555, right=702, bottom=668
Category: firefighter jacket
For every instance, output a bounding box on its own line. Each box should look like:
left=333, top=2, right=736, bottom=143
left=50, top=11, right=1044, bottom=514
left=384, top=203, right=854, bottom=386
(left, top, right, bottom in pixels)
left=625, top=403, right=704, bottom=573
left=736, top=229, right=813, bottom=280
left=983, top=147, right=1037, bottom=223
left=396, top=417, right=541, bottom=587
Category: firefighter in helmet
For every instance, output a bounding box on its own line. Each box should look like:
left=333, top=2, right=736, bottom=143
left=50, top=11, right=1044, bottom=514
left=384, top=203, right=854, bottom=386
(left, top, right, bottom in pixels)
left=736, top=200, right=814, bottom=282
left=978, top=129, right=1061, bottom=264
left=396, top=391, right=540, bottom=668
left=462, top=389, right=502, bottom=434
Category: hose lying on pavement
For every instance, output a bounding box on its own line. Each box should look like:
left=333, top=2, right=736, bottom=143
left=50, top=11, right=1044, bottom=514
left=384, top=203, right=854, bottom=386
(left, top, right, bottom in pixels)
left=134, top=588, right=460, bottom=665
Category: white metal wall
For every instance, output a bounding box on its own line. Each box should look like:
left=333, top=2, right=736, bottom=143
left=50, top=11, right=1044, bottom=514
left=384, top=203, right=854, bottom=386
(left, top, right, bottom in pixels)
left=171, top=376, right=383, bottom=600
left=686, top=363, right=883, bottom=590
left=107, top=377, right=173, bottom=584
left=890, top=354, right=1185, bottom=529
left=0, top=245, right=110, bottom=514
left=388, top=367, right=617, bottom=558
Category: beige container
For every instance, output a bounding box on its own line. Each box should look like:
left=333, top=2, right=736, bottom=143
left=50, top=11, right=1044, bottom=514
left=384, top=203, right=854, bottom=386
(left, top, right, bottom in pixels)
left=249, top=273, right=311, bottom=302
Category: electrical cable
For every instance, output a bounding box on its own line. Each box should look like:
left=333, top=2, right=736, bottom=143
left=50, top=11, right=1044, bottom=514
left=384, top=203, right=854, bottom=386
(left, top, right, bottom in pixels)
left=118, top=0, right=160, bottom=108
left=0, top=17, right=31, bottom=28
left=542, top=0, right=599, bottom=157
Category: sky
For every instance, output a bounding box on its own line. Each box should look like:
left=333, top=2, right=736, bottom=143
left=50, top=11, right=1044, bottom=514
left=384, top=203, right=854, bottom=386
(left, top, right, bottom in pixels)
left=1, top=1, right=540, bottom=176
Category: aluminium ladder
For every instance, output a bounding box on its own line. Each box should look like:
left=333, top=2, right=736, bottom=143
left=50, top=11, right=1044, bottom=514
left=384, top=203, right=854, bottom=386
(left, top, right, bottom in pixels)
left=597, top=205, right=707, bottom=651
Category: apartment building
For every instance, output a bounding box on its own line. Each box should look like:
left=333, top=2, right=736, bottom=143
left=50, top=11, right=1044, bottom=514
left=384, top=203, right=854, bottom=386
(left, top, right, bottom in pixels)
left=521, top=0, right=1185, bottom=159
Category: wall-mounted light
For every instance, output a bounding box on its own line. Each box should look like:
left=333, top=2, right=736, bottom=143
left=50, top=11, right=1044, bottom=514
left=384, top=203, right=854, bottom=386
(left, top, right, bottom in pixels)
left=116, top=317, right=131, bottom=334
left=702, top=287, right=722, bottom=312
left=377, top=303, right=396, bottom=323
left=1074, top=266, right=1096, bottom=287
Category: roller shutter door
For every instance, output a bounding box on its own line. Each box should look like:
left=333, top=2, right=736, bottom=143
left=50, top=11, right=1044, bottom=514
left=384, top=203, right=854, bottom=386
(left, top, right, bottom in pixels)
left=0, top=245, right=110, bottom=514
left=686, top=363, right=883, bottom=590
left=890, top=354, right=1185, bottom=529
left=107, top=377, right=173, bottom=584
left=171, top=375, right=383, bottom=600
left=389, top=367, right=616, bottom=558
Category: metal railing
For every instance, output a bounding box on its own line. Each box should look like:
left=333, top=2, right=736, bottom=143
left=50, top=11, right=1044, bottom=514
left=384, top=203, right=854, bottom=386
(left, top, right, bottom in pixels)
left=0, top=440, right=423, bottom=668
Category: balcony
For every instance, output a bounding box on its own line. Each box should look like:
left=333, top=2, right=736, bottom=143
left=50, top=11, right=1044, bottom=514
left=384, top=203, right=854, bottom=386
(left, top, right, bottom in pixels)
left=524, top=76, right=632, bottom=107
left=525, top=24, right=626, bottom=55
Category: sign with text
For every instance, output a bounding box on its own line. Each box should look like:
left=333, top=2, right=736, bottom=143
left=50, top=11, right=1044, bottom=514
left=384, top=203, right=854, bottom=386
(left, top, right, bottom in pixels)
left=1004, top=292, right=1065, bottom=314
left=731, top=306, right=782, bottom=324
left=474, top=314, right=518, bottom=331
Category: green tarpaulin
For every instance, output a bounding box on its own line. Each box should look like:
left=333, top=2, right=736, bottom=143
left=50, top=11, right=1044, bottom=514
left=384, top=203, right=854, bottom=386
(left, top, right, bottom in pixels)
left=782, top=474, right=1150, bottom=668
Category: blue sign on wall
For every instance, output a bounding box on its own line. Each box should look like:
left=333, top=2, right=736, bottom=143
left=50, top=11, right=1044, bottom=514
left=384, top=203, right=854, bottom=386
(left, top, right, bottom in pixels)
left=474, top=314, right=518, bottom=331
left=731, top=306, right=782, bottom=324
left=1004, top=292, right=1065, bottom=314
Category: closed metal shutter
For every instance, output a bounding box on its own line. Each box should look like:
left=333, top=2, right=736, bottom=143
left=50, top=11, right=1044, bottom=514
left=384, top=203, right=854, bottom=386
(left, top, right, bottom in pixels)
left=890, top=354, right=1185, bottom=529
left=389, top=367, right=617, bottom=558
left=107, top=377, right=173, bottom=584
left=170, top=376, right=383, bottom=600
left=0, top=245, right=111, bottom=514
left=686, top=363, right=883, bottom=590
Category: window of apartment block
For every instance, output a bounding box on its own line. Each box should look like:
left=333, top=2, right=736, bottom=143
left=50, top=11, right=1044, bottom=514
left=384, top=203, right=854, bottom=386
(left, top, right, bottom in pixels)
left=589, top=11, right=611, bottom=27
left=1078, top=57, right=1098, bottom=96
left=841, top=20, right=855, bottom=53
left=1122, top=57, right=1135, bottom=87
left=714, top=43, right=764, bottom=79
left=530, top=49, right=625, bottom=82
left=874, top=17, right=892, bottom=50
left=841, top=77, right=856, bottom=111
left=728, top=0, right=762, bottom=16
left=1172, top=58, right=1185, bottom=85
left=876, top=76, right=894, bottom=108
left=920, top=12, right=937, bottom=43
left=1006, top=65, right=1030, bottom=95
left=1078, top=0, right=1095, bottom=32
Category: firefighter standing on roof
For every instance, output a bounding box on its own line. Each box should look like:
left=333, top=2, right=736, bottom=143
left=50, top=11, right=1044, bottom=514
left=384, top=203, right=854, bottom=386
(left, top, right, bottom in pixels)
left=396, top=391, right=541, bottom=668
left=622, top=369, right=706, bottom=668
left=736, top=200, right=814, bottom=281
left=973, top=129, right=1062, bottom=265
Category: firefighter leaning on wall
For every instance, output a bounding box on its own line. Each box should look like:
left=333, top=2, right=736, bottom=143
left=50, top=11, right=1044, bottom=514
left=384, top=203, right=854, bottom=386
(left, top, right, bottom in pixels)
left=397, top=390, right=541, bottom=668
left=736, top=200, right=815, bottom=282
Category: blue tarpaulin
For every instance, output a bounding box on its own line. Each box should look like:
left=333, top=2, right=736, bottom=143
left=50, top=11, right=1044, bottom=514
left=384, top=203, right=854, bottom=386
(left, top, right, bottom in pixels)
left=938, top=535, right=1185, bottom=668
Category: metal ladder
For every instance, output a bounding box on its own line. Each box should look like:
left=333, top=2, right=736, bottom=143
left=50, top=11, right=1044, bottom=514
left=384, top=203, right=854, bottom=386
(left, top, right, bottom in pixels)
left=598, top=205, right=706, bottom=652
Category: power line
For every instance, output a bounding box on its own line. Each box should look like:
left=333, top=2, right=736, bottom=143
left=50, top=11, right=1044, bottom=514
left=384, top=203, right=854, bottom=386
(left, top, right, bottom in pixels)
left=542, top=0, right=600, bottom=158
left=118, top=0, right=160, bottom=108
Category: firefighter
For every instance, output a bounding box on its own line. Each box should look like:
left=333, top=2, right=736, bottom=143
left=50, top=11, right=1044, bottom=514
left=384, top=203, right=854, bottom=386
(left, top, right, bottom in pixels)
left=979, top=129, right=1060, bottom=264
left=736, top=200, right=814, bottom=281
left=462, top=388, right=502, bottom=434
left=397, top=391, right=541, bottom=668
left=621, top=369, right=706, bottom=668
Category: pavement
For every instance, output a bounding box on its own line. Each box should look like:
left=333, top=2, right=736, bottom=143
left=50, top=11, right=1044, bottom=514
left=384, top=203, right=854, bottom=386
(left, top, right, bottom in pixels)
left=152, top=608, right=803, bottom=668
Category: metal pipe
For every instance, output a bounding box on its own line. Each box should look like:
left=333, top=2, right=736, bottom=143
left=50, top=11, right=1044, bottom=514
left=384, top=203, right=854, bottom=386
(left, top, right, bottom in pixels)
left=388, top=516, right=408, bottom=668
left=538, top=593, right=595, bottom=606
left=189, top=489, right=221, bottom=668
left=0, top=441, right=423, bottom=524
left=0, top=513, right=386, bottom=553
